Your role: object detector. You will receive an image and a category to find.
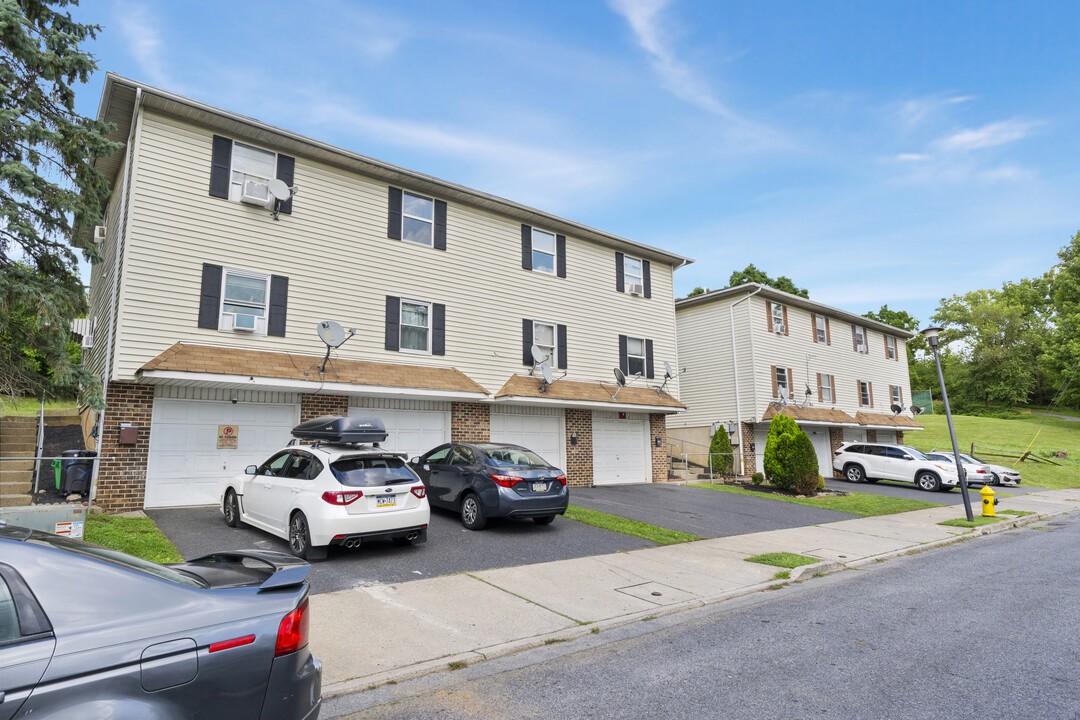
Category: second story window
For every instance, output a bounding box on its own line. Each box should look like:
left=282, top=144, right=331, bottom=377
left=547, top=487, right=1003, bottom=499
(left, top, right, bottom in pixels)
left=775, top=366, right=789, bottom=398
left=819, top=373, right=833, bottom=403
left=853, top=325, right=868, bottom=353
left=400, top=300, right=431, bottom=353
left=533, top=321, right=556, bottom=366
left=891, top=385, right=903, bottom=405
left=221, top=269, right=268, bottom=333
left=402, top=192, right=434, bottom=246
left=816, top=315, right=828, bottom=343
left=626, top=336, right=646, bottom=376
left=859, top=380, right=872, bottom=407
left=886, top=335, right=897, bottom=360
left=229, top=143, right=276, bottom=205
left=532, top=229, right=556, bottom=274
left=623, top=255, right=644, bottom=294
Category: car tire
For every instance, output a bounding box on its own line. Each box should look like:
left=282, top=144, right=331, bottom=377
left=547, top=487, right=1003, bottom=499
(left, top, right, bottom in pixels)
left=460, top=493, right=487, bottom=531
left=916, top=472, right=941, bottom=492
left=991, top=472, right=1001, bottom=486
left=288, top=511, right=327, bottom=561
left=844, top=464, right=865, bottom=483
left=533, top=515, right=556, bottom=526
left=224, top=489, right=242, bottom=528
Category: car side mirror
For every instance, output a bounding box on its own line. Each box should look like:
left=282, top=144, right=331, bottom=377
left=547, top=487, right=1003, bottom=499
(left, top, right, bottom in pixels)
left=245, top=465, right=257, bottom=475
left=410, top=456, right=420, bottom=465
left=902, top=455, right=912, bottom=461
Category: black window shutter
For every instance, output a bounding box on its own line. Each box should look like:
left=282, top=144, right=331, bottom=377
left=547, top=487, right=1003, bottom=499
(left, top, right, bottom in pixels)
left=275, top=154, right=295, bottom=215
left=522, top=319, right=533, bottom=366
left=643, top=260, right=652, bottom=298
left=209, top=136, right=232, bottom=199
left=615, top=252, right=625, bottom=292
left=521, top=225, right=532, bottom=270
left=556, top=234, right=566, bottom=278
left=434, top=200, right=447, bottom=250
left=267, top=275, right=289, bottom=337
left=645, top=339, right=655, bottom=379
left=557, top=324, right=567, bottom=370
left=385, top=296, right=400, bottom=351
left=618, top=334, right=628, bottom=374
left=388, top=187, right=402, bottom=240
left=198, top=263, right=223, bottom=329
left=432, top=303, right=446, bottom=355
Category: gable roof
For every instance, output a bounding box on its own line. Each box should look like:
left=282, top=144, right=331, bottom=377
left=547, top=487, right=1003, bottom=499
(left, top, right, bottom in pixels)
left=494, top=374, right=685, bottom=413
left=761, top=405, right=859, bottom=425
left=855, top=411, right=925, bottom=430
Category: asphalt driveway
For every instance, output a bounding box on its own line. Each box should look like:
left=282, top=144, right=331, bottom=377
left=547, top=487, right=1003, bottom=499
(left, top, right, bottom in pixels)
left=570, top=483, right=856, bottom=537
left=148, top=505, right=652, bottom=595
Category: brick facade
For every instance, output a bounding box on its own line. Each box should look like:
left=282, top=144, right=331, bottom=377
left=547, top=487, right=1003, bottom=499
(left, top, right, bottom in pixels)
left=451, top=402, right=490, bottom=443
left=649, top=414, right=668, bottom=482
left=94, top=382, right=155, bottom=513
left=829, top=426, right=845, bottom=477
left=896, top=431, right=905, bottom=444
left=865, top=429, right=877, bottom=443
left=741, top=422, right=757, bottom=475
left=300, top=393, right=348, bottom=422
left=563, top=409, right=593, bottom=487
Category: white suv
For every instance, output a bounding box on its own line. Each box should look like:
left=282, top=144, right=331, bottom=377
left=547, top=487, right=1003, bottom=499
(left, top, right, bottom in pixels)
left=832, top=442, right=960, bottom=492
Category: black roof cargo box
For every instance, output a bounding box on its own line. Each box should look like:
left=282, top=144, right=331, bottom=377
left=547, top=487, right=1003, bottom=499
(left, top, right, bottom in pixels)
left=291, top=415, right=388, bottom=444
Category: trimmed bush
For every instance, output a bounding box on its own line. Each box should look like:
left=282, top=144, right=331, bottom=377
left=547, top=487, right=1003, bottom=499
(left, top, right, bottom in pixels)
left=709, top=427, right=734, bottom=474
left=763, top=414, right=822, bottom=495
left=751, top=472, right=765, bottom=485
left=790, top=431, right=821, bottom=496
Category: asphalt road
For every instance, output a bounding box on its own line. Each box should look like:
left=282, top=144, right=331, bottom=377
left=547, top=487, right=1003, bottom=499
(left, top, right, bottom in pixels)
left=325, top=512, right=1080, bottom=719
left=823, top=475, right=1036, bottom=505
left=148, top=505, right=652, bottom=595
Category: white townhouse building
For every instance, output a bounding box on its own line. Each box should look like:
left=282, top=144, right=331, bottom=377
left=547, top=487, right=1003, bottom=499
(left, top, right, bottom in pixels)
left=670, top=284, right=922, bottom=478
left=80, top=74, right=690, bottom=512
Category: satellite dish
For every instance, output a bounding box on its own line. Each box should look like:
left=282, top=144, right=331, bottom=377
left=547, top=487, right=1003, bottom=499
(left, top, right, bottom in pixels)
left=531, top=344, right=546, bottom=365
left=910, top=405, right=924, bottom=416
left=779, top=386, right=789, bottom=400
left=614, top=368, right=627, bottom=387
left=890, top=403, right=903, bottom=415
left=664, top=361, right=675, bottom=379
left=268, top=178, right=292, bottom=202
left=540, top=363, right=553, bottom=384
left=317, top=320, right=348, bottom=348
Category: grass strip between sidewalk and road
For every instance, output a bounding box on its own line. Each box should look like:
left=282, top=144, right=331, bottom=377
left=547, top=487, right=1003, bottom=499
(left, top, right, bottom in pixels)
left=997, top=509, right=1037, bottom=516
left=564, top=505, right=702, bottom=545
left=689, top=483, right=943, bottom=516
left=84, top=515, right=184, bottom=563
left=940, top=516, right=1001, bottom=528
left=746, top=552, right=820, bottom=569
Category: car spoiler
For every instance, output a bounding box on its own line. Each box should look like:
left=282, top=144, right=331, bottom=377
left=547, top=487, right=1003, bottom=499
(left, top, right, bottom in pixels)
left=179, top=549, right=311, bottom=590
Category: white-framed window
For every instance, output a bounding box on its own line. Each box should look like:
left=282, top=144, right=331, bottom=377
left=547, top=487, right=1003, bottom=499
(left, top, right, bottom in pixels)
left=623, top=255, right=643, bottom=293
left=820, top=373, right=833, bottom=403
left=400, top=299, right=432, bottom=353
left=533, top=321, right=557, bottom=366
left=775, top=367, right=789, bottom=398
left=772, top=303, right=785, bottom=330
left=228, top=142, right=276, bottom=205
left=886, top=335, right=897, bottom=360
left=891, top=385, right=902, bottom=405
left=402, top=191, right=434, bottom=246
left=626, top=336, right=646, bottom=376
left=854, top=326, right=868, bottom=353
left=532, top=228, right=556, bottom=274
left=220, top=269, right=269, bottom=334
left=816, top=315, right=827, bottom=343
left=859, top=380, right=871, bottom=407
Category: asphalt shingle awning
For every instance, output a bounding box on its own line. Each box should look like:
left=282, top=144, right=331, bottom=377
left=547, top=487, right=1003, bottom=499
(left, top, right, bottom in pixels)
left=761, top=405, right=859, bottom=425
left=855, top=411, right=924, bottom=430
left=494, top=375, right=685, bottom=413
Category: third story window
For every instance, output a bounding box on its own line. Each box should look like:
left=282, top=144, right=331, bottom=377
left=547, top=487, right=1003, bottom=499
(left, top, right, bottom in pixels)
left=816, top=315, right=827, bottom=343
left=886, top=336, right=897, bottom=359
left=772, top=303, right=785, bottom=329
left=855, top=326, right=867, bottom=353
left=400, top=300, right=431, bottom=352
left=533, top=321, right=556, bottom=366
left=402, top=191, right=434, bottom=246
left=626, top=336, right=646, bottom=376
left=532, top=228, right=556, bottom=274
left=623, top=255, right=643, bottom=292
left=859, top=380, right=871, bottom=406
left=229, top=142, right=276, bottom=204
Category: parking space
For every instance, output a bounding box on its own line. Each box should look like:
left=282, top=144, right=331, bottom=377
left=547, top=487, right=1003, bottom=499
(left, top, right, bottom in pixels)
left=570, top=483, right=857, bottom=537
left=823, top=476, right=1038, bottom=505
left=148, top=505, right=653, bottom=595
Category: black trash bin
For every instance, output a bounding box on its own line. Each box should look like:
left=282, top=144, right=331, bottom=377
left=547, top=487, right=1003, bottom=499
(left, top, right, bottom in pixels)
left=60, top=450, right=97, bottom=495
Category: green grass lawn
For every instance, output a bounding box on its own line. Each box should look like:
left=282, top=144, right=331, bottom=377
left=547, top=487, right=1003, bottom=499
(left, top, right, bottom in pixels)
left=689, top=483, right=943, bottom=516
left=564, top=506, right=702, bottom=545
left=907, top=414, right=1080, bottom=490
left=940, top=516, right=1000, bottom=528
left=84, top=515, right=184, bottom=563
left=0, top=397, right=78, bottom=416
left=745, top=552, right=820, bottom=568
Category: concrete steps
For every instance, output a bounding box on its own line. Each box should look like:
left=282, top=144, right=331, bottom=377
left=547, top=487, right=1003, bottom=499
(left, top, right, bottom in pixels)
left=0, top=493, right=33, bottom=508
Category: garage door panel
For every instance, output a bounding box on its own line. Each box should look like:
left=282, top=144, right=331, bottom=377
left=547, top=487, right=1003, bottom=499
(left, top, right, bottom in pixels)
left=348, top=407, right=449, bottom=460
left=490, top=413, right=564, bottom=470
left=592, top=418, right=648, bottom=485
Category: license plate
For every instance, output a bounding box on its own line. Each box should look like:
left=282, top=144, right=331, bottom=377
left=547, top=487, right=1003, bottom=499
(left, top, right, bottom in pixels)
left=376, top=495, right=397, bottom=508
left=532, top=482, right=548, bottom=492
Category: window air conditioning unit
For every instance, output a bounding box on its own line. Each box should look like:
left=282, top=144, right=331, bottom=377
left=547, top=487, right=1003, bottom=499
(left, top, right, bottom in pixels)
left=240, top=179, right=270, bottom=206
left=232, top=313, right=257, bottom=332
left=81, top=317, right=96, bottom=349
left=775, top=323, right=786, bottom=334
left=628, top=283, right=645, bottom=296
left=93, top=225, right=107, bottom=245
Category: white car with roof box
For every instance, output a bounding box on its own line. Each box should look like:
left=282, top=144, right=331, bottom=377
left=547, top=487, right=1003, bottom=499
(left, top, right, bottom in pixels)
left=220, top=415, right=430, bottom=561
left=832, top=442, right=961, bottom=492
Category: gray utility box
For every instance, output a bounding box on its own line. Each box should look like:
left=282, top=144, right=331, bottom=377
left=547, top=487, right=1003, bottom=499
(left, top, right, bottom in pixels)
left=0, top=503, right=87, bottom=538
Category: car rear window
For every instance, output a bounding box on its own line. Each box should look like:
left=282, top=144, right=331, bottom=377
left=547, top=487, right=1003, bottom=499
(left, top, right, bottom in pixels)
left=331, top=456, right=417, bottom=487
left=27, top=534, right=206, bottom=588
left=485, top=448, right=551, bottom=468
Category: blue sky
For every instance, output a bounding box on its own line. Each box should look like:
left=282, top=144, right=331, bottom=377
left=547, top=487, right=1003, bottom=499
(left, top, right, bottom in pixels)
left=70, top=0, right=1080, bottom=326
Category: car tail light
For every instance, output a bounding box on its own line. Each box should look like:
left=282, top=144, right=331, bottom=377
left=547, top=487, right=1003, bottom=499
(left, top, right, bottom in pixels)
left=555, top=475, right=567, bottom=486
left=209, top=634, right=255, bottom=653
left=322, top=490, right=362, bottom=505
left=833, top=450, right=843, bottom=456
left=411, top=486, right=426, bottom=498
left=275, top=598, right=309, bottom=657
left=489, top=474, right=525, bottom=488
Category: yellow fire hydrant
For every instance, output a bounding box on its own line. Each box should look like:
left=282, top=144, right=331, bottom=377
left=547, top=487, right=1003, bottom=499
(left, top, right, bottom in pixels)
left=980, top=484, right=997, bottom=517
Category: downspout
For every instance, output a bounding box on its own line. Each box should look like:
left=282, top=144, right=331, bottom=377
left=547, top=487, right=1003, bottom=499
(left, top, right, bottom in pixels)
left=87, top=87, right=142, bottom=513
left=729, top=286, right=762, bottom=475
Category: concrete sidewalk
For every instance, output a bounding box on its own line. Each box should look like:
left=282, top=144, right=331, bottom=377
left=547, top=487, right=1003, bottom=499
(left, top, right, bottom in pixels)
left=311, top=488, right=1080, bottom=698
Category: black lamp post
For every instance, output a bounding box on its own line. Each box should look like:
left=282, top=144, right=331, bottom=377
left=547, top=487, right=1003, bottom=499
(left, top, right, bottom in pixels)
left=920, top=326, right=974, bottom=521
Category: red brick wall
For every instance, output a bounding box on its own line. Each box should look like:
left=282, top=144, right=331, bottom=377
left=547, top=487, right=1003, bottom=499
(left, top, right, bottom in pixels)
left=300, top=393, right=348, bottom=422
left=94, top=382, right=154, bottom=513
left=650, top=414, right=668, bottom=482
left=741, top=422, right=757, bottom=475
left=451, top=402, right=489, bottom=443
left=564, top=409, right=593, bottom=487
left=829, top=427, right=845, bottom=477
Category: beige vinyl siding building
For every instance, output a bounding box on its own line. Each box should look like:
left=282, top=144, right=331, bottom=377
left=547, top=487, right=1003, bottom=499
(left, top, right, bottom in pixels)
left=82, top=74, right=690, bottom=511
left=671, top=284, right=921, bottom=479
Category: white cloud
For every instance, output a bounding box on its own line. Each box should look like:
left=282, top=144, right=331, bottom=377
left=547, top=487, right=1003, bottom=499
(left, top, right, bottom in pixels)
left=321, top=2, right=410, bottom=63
left=893, top=94, right=973, bottom=130
left=114, top=1, right=172, bottom=87
left=934, top=119, right=1039, bottom=153
left=894, top=153, right=932, bottom=162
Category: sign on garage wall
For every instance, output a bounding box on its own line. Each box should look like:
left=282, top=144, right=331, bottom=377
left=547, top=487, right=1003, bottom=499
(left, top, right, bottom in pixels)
left=217, top=425, right=238, bottom=449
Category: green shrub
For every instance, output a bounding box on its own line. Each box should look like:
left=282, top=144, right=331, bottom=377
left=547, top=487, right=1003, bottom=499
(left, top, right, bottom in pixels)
left=709, top=427, right=734, bottom=474
left=751, top=472, right=764, bottom=485
left=763, top=414, right=800, bottom=488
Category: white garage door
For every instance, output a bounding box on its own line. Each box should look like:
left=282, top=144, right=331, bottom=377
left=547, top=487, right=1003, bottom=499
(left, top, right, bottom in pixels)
left=146, top=399, right=297, bottom=508
left=490, top=413, right=565, bottom=470
left=349, top=407, right=449, bottom=461
left=876, top=430, right=897, bottom=444
left=808, top=428, right=834, bottom=479
left=593, top=417, right=649, bottom=485
left=843, top=427, right=866, bottom=444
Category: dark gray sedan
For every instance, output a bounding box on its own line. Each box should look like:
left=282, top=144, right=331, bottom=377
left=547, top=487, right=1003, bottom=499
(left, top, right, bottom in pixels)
left=410, top=442, right=569, bottom=530
left=0, top=522, right=320, bottom=719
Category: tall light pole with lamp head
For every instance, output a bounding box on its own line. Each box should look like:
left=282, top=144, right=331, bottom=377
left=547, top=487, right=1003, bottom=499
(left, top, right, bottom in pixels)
left=920, top=325, right=974, bottom=522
